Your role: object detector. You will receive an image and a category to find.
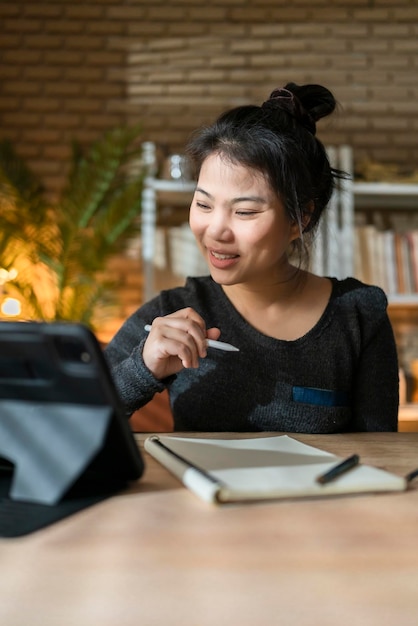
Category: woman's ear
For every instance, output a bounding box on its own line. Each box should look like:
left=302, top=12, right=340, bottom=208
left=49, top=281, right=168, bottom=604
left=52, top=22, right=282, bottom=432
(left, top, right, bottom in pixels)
left=301, top=200, right=314, bottom=232
left=289, top=201, right=314, bottom=241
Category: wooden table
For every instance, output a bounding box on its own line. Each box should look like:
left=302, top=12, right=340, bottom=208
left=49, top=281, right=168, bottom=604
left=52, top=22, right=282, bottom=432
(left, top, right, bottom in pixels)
left=1, top=432, right=418, bottom=626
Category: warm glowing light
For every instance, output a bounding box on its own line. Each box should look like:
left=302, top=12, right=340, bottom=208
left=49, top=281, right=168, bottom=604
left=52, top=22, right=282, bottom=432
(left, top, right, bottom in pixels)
left=0, top=267, right=18, bottom=285
left=1, top=297, right=21, bottom=317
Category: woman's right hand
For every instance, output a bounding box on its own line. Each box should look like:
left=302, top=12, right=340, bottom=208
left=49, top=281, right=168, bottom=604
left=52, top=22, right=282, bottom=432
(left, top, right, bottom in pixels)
left=142, top=307, right=220, bottom=380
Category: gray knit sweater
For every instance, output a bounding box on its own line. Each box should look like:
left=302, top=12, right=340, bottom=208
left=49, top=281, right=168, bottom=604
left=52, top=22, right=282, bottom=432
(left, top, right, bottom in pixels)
left=104, top=276, right=399, bottom=432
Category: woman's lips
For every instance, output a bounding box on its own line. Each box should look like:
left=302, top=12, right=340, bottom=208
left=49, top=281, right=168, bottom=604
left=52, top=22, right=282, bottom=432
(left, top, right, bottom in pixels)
left=209, top=249, right=239, bottom=269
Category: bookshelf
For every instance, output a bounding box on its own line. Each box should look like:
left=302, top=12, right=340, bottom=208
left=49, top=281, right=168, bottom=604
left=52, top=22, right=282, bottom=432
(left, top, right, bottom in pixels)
left=311, top=147, right=418, bottom=420
left=352, top=178, right=418, bottom=420
left=353, top=182, right=418, bottom=210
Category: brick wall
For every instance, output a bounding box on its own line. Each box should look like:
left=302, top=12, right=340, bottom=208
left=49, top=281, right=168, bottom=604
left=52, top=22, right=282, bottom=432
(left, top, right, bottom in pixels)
left=1, top=0, right=417, bottom=197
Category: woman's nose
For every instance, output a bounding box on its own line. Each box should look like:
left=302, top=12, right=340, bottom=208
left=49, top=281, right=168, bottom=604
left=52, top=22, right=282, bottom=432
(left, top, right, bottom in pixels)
left=206, top=210, right=233, bottom=241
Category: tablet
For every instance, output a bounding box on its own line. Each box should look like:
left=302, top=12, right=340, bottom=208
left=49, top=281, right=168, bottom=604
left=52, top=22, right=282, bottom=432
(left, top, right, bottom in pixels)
left=0, top=320, right=144, bottom=536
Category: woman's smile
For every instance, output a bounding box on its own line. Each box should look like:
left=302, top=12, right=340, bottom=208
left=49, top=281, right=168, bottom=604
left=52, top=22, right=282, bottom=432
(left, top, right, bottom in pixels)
left=209, top=248, right=240, bottom=269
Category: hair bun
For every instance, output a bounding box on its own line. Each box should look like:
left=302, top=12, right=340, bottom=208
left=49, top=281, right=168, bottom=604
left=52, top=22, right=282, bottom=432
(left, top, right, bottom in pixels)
left=262, top=82, right=337, bottom=135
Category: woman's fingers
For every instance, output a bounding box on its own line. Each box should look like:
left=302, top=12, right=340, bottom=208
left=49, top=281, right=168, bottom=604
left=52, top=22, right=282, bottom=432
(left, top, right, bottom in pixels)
left=142, top=308, right=220, bottom=379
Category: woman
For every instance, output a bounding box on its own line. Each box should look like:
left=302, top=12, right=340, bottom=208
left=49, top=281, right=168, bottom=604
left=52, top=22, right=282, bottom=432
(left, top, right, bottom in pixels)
left=105, top=81, right=399, bottom=432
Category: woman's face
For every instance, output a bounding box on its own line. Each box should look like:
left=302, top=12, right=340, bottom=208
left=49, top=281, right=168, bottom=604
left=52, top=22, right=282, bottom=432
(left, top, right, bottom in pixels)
left=189, top=153, right=300, bottom=288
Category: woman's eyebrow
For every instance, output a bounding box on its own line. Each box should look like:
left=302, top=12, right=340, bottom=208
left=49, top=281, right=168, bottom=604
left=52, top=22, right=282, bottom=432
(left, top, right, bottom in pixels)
left=231, top=195, right=266, bottom=205
left=195, top=187, right=266, bottom=205
left=195, top=187, right=213, bottom=199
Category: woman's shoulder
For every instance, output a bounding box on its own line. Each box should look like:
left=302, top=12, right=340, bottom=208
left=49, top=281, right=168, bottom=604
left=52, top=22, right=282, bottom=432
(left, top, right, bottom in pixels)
left=158, top=275, right=217, bottom=307
left=329, top=276, right=389, bottom=317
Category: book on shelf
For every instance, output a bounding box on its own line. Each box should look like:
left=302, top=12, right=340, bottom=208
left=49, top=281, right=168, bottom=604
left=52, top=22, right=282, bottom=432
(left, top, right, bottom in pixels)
left=144, top=434, right=407, bottom=504
left=354, top=224, right=418, bottom=296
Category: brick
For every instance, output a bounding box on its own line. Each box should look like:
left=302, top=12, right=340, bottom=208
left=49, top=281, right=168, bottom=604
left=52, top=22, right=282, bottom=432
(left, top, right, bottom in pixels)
left=15, top=143, right=43, bottom=159
left=106, top=6, right=147, bottom=20
left=23, top=3, right=63, bottom=18
left=43, top=51, right=85, bottom=65
left=0, top=34, right=22, bottom=48
left=2, top=50, right=42, bottom=64
left=311, top=7, right=353, bottom=20
left=24, top=35, right=63, bottom=49
left=65, top=67, right=106, bottom=81
left=43, top=113, right=82, bottom=128
left=289, top=24, right=330, bottom=36
left=250, top=24, right=286, bottom=37
left=0, top=66, right=23, bottom=79
left=0, top=129, right=21, bottom=143
left=45, top=20, right=83, bottom=34
left=84, top=51, right=125, bottom=65
left=372, top=24, right=410, bottom=37
left=393, top=40, right=418, bottom=53
left=352, top=9, right=391, bottom=21
left=269, top=39, right=315, bottom=53
left=351, top=102, right=391, bottom=115
left=42, top=145, right=73, bottom=160
left=188, top=69, right=226, bottom=82
left=83, top=114, right=122, bottom=128
left=373, top=56, right=410, bottom=69
left=127, top=22, right=166, bottom=36
left=86, top=21, right=125, bottom=35
left=22, top=97, right=61, bottom=112
left=3, top=81, right=41, bottom=96
left=66, top=100, right=103, bottom=113
left=146, top=7, right=188, bottom=21
left=4, top=18, right=42, bottom=32
left=0, top=4, right=20, bottom=17
left=44, top=82, right=83, bottom=96
left=85, top=83, right=124, bottom=97
left=24, top=129, right=62, bottom=143
left=188, top=7, right=228, bottom=20
left=352, top=39, right=390, bottom=53
left=371, top=117, right=409, bottom=131
left=392, top=8, right=418, bottom=21
left=3, top=111, right=41, bottom=128
left=62, top=35, right=105, bottom=50
left=24, top=66, right=63, bottom=80
left=0, top=97, right=20, bottom=110
left=64, top=6, right=104, bottom=19
left=167, top=23, right=208, bottom=36
left=27, top=159, right=63, bottom=176
left=229, top=8, right=272, bottom=22
left=210, top=55, right=246, bottom=68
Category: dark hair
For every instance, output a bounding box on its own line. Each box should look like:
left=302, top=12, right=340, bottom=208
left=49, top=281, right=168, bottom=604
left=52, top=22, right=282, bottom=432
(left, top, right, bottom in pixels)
left=186, top=81, right=345, bottom=262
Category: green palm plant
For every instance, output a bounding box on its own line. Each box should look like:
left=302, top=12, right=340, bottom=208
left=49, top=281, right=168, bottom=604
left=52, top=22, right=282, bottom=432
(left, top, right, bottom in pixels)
left=0, top=126, right=145, bottom=327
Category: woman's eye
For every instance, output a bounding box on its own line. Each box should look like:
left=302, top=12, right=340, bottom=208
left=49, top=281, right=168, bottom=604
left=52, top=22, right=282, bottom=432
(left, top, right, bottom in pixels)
left=196, top=201, right=211, bottom=210
left=236, top=210, right=258, bottom=216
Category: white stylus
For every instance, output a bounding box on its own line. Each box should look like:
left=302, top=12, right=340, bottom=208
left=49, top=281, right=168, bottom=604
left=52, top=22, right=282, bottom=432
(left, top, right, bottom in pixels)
left=144, top=325, right=239, bottom=352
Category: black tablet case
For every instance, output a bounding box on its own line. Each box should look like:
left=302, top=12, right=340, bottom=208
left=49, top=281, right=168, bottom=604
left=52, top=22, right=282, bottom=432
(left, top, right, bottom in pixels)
left=0, top=321, right=144, bottom=537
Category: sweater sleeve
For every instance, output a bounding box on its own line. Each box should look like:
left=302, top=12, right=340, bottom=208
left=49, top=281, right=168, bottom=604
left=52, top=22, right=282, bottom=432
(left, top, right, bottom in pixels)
left=350, top=290, right=399, bottom=431
left=103, top=299, right=170, bottom=416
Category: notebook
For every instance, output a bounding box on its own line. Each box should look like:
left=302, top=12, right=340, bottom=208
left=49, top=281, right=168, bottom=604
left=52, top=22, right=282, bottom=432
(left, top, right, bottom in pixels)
left=0, top=321, right=144, bottom=536
left=144, top=434, right=407, bottom=504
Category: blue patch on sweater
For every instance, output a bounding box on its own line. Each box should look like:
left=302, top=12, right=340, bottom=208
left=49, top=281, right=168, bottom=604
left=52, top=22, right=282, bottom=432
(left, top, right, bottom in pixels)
left=292, top=386, right=349, bottom=407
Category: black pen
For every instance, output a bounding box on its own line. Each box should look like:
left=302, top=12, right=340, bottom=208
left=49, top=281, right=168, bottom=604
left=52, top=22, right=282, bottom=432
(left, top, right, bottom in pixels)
left=316, top=454, right=360, bottom=485
left=405, top=468, right=418, bottom=483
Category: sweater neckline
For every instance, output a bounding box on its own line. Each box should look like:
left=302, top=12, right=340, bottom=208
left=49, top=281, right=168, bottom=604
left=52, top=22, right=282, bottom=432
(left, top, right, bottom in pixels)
left=206, top=275, right=340, bottom=347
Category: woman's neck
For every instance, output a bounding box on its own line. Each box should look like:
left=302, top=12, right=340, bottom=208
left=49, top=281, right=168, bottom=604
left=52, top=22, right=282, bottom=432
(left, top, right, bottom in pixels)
left=220, top=270, right=332, bottom=341
left=222, top=264, right=306, bottom=311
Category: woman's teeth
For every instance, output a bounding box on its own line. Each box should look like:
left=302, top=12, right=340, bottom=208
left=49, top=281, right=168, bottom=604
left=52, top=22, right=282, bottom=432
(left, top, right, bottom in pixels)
left=211, top=251, right=237, bottom=260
